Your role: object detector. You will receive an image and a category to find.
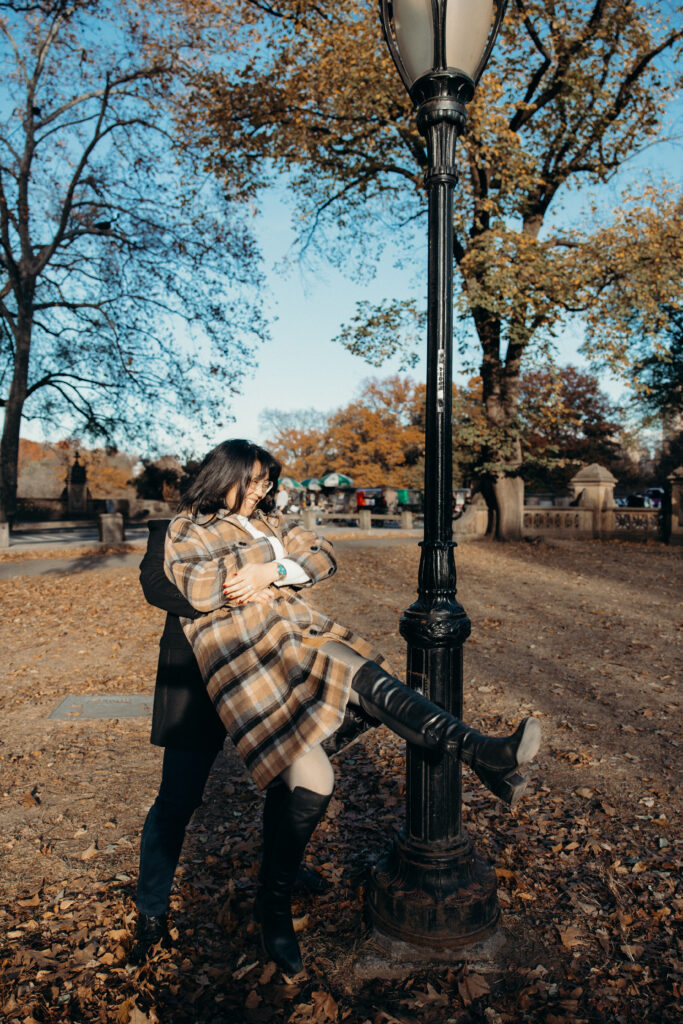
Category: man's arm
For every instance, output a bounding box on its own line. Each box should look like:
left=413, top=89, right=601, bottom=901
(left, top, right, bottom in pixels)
left=139, top=519, right=200, bottom=618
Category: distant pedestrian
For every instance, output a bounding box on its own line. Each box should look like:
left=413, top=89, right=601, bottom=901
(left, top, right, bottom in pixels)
left=275, top=483, right=289, bottom=512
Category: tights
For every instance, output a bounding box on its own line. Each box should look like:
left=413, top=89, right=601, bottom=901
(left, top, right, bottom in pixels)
left=278, top=640, right=366, bottom=798
left=280, top=743, right=334, bottom=796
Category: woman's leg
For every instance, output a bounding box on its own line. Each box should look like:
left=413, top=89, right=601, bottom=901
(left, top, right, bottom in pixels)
left=257, top=746, right=333, bottom=974
left=320, top=640, right=541, bottom=807
left=280, top=744, right=335, bottom=797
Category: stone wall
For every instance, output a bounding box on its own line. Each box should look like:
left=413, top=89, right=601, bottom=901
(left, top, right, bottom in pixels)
left=520, top=463, right=677, bottom=543
left=455, top=463, right=682, bottom=545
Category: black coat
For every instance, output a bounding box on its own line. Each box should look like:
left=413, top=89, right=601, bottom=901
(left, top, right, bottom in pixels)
left=139, top=519, right=226, bottom=752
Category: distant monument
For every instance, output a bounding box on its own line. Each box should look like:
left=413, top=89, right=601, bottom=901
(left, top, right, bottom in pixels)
left=65, top=452, right=91, bottom=517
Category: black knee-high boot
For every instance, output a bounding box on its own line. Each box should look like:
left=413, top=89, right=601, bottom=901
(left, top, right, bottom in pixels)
left=321, top=703, right=378, bottom=758
left=351, top=662, right=541, bottom=807
left=259, top=783, right=330, bottom=896
left=256, top=785, right=331, bottom=974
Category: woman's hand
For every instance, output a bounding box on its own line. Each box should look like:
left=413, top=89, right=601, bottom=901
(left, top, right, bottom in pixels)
left=222, top=562, right=278, bottom=604
left=223, top=588, right=273, bottom=607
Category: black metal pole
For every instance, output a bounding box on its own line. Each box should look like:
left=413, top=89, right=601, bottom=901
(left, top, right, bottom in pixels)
left=368, top=96, right=499, bottom=947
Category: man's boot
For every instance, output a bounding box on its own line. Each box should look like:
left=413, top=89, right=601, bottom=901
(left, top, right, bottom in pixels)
left=128, top=913, right=170, bottom=965
left=255, top=785, right=331, bottom=974
left=351, top=661, right=541, bottom=807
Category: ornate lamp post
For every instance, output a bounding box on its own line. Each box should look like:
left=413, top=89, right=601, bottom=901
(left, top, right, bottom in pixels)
left=369, top=0, right=508, bottom=948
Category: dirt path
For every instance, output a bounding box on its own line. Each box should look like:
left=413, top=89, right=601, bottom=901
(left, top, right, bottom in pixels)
left=0, top=538, right=680, bottom=1023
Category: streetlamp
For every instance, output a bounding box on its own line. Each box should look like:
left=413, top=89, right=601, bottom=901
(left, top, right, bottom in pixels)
left=369, top=0, right=509, bottom=948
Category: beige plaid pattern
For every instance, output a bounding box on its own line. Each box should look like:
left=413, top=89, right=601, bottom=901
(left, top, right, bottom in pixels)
left=165, top=510, right=390, bottom=789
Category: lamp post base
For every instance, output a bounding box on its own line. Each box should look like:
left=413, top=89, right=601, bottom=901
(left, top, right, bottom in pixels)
left=353, top=923, right=507, bottom=981
left=368, top=830, right=499, bottom=949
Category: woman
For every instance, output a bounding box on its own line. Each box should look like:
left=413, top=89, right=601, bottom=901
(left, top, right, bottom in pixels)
left=164, top=439, right=541, bottom=975
left=131, top=519, right=372, bottom=964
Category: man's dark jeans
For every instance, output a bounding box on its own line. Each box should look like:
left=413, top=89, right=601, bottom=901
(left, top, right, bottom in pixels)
left=136, top=746, right=218, bottom=916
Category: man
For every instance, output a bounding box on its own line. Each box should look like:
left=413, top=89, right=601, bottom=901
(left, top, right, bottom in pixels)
left=130, top=519, right=373, bottom=963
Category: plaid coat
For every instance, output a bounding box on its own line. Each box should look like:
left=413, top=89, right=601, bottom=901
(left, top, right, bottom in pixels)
left=164, top=509, right=390, bottom=789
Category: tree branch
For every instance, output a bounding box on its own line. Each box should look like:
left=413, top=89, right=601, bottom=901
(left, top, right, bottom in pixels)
left=511, top=0, right=553, bottom=123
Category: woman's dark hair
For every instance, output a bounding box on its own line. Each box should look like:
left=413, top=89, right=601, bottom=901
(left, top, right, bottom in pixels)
left=177, top=439, right=281, bottom=517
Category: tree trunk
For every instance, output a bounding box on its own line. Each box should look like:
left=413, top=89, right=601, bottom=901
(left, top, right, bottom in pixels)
left=479, top=350, right=525, bottom=541
left=492, top=474, right=524, bottom=541
left=0, top=316, right=31, bottom=526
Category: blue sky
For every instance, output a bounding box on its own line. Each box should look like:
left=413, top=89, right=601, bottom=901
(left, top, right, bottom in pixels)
left=226, top=190, right=424, bottom=445
left=222, top=192, right=601, bottom=448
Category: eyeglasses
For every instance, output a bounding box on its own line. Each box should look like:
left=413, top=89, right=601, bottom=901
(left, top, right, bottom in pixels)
left=248, top=478, right=273, bottom=496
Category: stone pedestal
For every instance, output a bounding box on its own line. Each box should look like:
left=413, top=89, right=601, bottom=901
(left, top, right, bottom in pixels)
left=0, top=522, right=9, bottom=549
left=98, top=513, right=125, bottom=544
left=569, top=464, right=617, bottom=537
left=452, top=493, right=488, bottom=541
left=400, top=509, right=413, bottom=529
left=301, top=509, right=317, bottom=531
left=667, top=465, right=683, bottom=545
left=353, top=925, right=507, bottom=980
left=358, top=509, right=372, bottom=530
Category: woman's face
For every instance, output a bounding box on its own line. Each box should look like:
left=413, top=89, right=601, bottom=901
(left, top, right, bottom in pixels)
left=225, top=461, right=272, bottom=516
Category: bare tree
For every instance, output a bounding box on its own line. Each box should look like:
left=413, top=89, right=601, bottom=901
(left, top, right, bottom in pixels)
left=0, top=0, right=267, bottom=523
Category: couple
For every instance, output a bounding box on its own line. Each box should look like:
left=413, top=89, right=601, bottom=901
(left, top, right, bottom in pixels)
left=132, top=439, right=541, bottom=974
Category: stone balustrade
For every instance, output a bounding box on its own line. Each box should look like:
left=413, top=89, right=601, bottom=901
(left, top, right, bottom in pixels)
left=295, top=463, right=683, bottom=545
left=522, top=508, right=593, bottom=538
left=300, top=509, right=416, bottom=532
left=520, top=463, right=680, bottom=543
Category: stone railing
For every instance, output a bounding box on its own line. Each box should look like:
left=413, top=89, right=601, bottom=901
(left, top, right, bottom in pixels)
left=603, top=507, right=661, bottom=538
left=300, top=509, right=418, bottom=532
left=301, top=502, right=664, bottom=543
left=523, top=505, right=662, bottom=541
left=522, top=508, right=593, bottom=538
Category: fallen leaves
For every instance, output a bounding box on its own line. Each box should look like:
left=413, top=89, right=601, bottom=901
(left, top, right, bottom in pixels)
left=118, top=997, right=159, bottom=1024
left=457, top=969, right=490, bottom=1005
left=232, top=958, right=259, bottom=982
left=0, top=542, right=680, bottom=1023
left=557, top=924, right=583, bottom=950
left=15, top=893, right=40, bottom=908
left=293, top=912, right=310, bottom=934
left=289, top=990, right=339, bottom=1023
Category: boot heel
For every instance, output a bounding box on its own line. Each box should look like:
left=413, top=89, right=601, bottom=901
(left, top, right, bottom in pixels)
left=260, top=916, right=303, bottom=975
left=459, top=717, right=541, bottom=806
left=499, top=768, right=530, bottom=808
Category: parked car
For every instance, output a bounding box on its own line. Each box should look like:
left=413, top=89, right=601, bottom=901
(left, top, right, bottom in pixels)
left=625, top=490, right=663, bottom=508
left=356, top=486, right=424, bottom=514
left=643, top=487, right=664, bottom=508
